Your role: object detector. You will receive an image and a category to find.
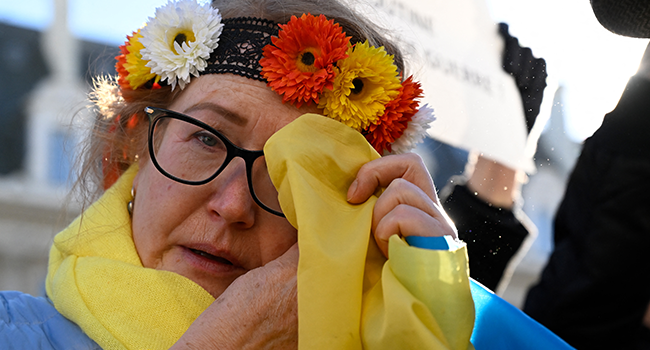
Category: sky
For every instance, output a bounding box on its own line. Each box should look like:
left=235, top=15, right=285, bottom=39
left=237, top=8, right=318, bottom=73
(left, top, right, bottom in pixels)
left=1, top=0, right=648, bottom=141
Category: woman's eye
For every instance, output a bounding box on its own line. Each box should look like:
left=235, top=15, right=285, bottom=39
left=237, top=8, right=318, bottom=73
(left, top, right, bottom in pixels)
left=197, top=133, right=218, bottom=147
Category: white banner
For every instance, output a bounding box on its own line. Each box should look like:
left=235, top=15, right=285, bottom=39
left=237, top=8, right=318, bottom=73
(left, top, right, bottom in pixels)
left=352, top=0, right=535, bottom=172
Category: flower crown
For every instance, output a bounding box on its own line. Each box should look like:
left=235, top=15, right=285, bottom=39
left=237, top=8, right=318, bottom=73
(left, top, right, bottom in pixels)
left=115, top=0, right=434, bottom=155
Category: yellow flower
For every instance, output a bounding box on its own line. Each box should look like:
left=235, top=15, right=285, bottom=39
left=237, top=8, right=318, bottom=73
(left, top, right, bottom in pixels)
left=318, top=41, right=401, bottom=131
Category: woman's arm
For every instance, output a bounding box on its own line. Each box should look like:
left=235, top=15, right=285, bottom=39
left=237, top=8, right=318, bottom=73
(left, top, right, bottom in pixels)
left=465, top=154, right=521, bottom=209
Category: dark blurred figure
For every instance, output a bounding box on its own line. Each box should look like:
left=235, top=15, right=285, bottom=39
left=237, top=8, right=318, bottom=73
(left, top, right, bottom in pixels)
left=524, top=1, right=650, bottom=348
left=499, top=22, right=547, bottom=134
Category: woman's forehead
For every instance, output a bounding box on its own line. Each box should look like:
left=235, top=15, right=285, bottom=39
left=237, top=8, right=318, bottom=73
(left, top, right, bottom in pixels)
left=171, top=75, right=291, bottom=124
left=174, top=74, right=280, bottom=107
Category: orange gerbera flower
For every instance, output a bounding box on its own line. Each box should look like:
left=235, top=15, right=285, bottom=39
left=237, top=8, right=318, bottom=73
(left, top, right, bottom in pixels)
left=260, top=13, right=350, bottom=107
left=365, top=76, right=423, bottom=154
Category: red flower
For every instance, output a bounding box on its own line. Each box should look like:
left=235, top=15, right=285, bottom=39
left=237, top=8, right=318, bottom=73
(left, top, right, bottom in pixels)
left=365, top=76, right=423, bottom=154
left=115, top=36, right=133, bottom=92
left=260, top=14, right=350, bottom=107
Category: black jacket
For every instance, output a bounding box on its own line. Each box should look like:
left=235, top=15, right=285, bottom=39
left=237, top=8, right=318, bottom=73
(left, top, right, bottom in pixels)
left=524, top=76, right=650, bottom=349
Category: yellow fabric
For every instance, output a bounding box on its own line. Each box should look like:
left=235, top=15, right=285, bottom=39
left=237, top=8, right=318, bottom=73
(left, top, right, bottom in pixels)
left=45, top=165, right=215, bottom=350
left=265, top=113, right=475, bottom=350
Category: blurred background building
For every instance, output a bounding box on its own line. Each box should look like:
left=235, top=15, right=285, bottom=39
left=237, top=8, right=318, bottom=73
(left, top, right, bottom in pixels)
left=0, top=0, right=646, bottom=308
left=0, top=0, right=117, bottom=294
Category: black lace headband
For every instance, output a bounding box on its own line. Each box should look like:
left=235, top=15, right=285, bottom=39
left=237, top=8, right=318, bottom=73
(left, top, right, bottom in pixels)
left=204, top=17, right=279, bottom=82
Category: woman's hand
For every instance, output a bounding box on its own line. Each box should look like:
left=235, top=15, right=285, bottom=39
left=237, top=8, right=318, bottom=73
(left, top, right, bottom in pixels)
left=171, top=244, right=299, bottom=350
left=347, top=153, right=457, bottom=258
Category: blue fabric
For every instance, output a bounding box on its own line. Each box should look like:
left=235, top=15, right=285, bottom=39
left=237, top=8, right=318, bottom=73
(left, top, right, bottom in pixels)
left=469, top=281, right=575, bottom=349
left=0, top=291, right=101, bottom=350
left=408, top=236, right=574, bottom=349
left=405, top=235, right=449, bottom=250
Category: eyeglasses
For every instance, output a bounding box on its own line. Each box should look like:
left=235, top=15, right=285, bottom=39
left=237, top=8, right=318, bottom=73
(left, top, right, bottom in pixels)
left=144, top=107, right=284, bottom=217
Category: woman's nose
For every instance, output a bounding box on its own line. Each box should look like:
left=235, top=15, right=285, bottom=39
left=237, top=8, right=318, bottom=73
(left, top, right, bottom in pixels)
left=207, top=158, right=255, bottom=227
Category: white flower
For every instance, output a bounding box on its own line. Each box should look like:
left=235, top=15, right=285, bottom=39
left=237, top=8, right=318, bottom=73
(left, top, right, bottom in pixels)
left=140, top=0, right=223, bottom=90
left=388, top=104, right=436, bottom=155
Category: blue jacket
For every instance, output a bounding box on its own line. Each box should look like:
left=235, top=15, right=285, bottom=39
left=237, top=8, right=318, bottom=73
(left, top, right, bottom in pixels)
left=1, top=257, right=573, bottom=350
left=0, top=286, right=573, bottom=350
left=0, top=291, right=100, bottom=350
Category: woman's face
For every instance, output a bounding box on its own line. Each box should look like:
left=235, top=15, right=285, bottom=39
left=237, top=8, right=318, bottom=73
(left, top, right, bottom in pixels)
left=132, top=74, right=318, bottom=298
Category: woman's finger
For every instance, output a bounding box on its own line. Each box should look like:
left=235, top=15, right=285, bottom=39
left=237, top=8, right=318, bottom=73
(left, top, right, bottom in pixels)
left=347, top=153, right=438, bottom=204
left=371, top=177, right=440, bottom=232
left=373, top=205, right=457, bottom=258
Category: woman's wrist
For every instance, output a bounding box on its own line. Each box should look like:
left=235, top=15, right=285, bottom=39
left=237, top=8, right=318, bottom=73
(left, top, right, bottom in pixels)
left=465, top=154, right=521, bottom=209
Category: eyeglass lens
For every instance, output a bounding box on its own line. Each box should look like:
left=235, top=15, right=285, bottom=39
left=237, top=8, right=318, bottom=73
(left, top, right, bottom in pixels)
left=150, top=113, right=282, bottom=215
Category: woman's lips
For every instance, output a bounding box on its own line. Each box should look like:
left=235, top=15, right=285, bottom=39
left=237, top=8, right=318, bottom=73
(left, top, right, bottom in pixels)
left=189, top=248, right=234, bottom=265
left=181, top=245, right=246, bottom=275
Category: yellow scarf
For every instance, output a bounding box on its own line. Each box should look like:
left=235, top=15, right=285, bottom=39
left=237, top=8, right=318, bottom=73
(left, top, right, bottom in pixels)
left=46, top=165, right=215, bottom=350
left=265, top=114, right=475, bottom=349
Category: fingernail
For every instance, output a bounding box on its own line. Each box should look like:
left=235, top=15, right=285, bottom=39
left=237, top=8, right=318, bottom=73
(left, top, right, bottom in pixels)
left=347, top=179, right=358, bottom=202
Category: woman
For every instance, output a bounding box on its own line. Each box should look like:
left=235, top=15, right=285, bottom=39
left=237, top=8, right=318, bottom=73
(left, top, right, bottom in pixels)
left=1, top=0, right=475, bottom=348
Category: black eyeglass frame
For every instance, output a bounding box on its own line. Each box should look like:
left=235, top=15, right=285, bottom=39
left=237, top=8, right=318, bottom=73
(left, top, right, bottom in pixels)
left=144, top=106, right=285, bottom=217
